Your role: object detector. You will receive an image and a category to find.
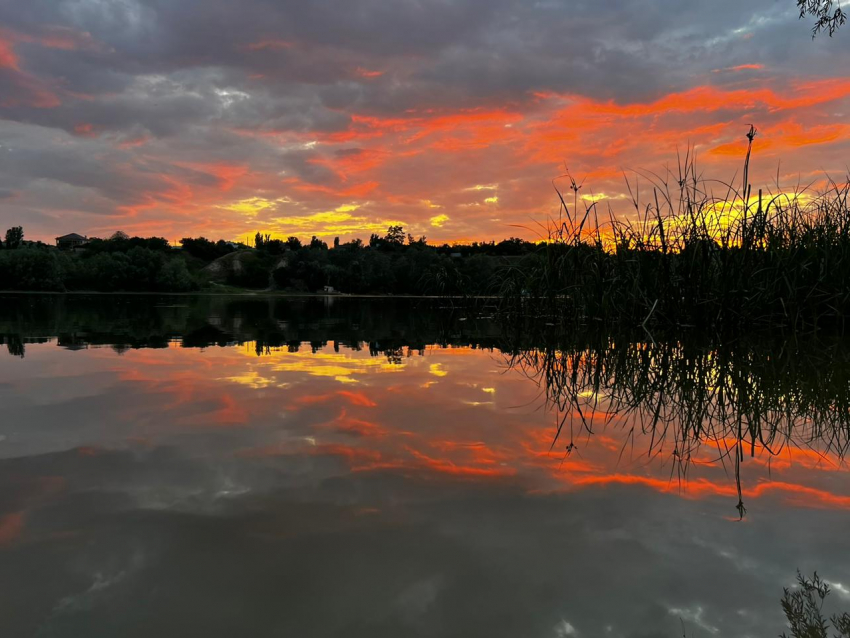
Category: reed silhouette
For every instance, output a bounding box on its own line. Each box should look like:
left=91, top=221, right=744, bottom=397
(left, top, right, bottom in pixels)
left=499, top=128, right=850, bottom=335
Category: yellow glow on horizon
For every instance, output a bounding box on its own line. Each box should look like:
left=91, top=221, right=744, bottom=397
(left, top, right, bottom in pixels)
left=254, top=203, right=404, bottom=239
left=484, top=196, right=499, bottom=204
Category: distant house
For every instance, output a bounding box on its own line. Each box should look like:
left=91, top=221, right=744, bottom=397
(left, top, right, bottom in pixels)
left=55, top=233, right=89, bottom=250
left=323, top=285, right=335, bottom=294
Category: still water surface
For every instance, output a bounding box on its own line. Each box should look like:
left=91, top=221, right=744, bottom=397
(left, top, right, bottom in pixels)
left=0, top=295, right=848, bottom=637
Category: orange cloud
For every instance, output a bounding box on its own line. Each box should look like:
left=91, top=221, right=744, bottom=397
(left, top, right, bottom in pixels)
left=179, top=162, right=250, bottom=192
left=344, top=108, right=524, bottom=148
left=562, top=80, right=850, bottom=118
left=285, top=178, right=381, bottom=199
left=769, top=121, right=850, bottom=147
left=309, top=148, right=395, bottom=179
left=355, top=67, right=384, bottom=79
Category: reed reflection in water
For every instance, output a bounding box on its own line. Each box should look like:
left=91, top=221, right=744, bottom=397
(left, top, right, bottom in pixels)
left=506, top=334, right=850, bottom=518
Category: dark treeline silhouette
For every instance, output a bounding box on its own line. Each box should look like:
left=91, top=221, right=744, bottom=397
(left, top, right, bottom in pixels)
left=259, top=227, right=537, bottom=295
left=0, top=223, right=539, bottom=294
left=0, top=228, right=195, bottom=292
left=195, top=226, right=538, bottom=293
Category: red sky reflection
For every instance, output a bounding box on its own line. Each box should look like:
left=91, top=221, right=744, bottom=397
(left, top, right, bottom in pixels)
left=3, top=340, right=848, bottom=516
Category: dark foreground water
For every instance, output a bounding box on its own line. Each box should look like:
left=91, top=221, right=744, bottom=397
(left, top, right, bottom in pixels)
left=1, top=294, right=849, bottom=637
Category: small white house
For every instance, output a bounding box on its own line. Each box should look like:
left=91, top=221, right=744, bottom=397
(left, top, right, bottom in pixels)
left=323, top=286, right=335, bottom=293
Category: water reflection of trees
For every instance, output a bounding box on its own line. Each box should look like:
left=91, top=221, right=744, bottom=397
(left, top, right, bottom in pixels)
left=0, top=294, right=500, bottom=353
left=251, top=337, right=428, bottom=364
left=507, top=335, right=850, bottom=517
left=3, top=334, right=25, bottom=358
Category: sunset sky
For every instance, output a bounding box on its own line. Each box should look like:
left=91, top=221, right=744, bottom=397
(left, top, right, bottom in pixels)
left=1, top=0, right=849, bottom=244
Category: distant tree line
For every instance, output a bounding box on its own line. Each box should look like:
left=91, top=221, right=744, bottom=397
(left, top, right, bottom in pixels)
left=0, top=225, right=543, bottom=294
left=256, top=226, right=540, bottom=295
left=0, top=227, right=195, bottom=292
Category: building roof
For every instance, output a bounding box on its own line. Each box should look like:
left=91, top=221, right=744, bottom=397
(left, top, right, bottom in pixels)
left=56, top=233, right=87, bottom=241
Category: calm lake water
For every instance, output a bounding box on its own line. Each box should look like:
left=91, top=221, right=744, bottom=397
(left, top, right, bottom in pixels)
left=1, top=294, right=848, bottom=637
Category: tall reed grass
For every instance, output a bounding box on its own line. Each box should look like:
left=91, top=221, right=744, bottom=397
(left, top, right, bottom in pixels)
left=500, top=128, right=850, bottom=334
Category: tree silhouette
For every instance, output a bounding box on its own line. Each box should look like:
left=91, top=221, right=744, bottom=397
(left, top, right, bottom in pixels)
left=4, top=226, right=23, bottom=249
left=384, top=225, right=406, bottom=246
left=5, top=335, right=25, bottom=358
left=799, top=0, right=847, bottom=36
